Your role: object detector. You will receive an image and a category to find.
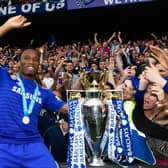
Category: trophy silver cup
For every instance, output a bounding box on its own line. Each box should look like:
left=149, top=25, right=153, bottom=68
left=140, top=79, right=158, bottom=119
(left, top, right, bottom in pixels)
left=81, top=71, right=109, bottom=166
left=83, top=89, right=106, bottom=166
left=67, top=70, right=119, bottom=167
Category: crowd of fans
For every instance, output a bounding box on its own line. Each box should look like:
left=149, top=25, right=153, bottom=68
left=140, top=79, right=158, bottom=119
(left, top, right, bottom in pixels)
left=0, top=15, right=168, bottom=166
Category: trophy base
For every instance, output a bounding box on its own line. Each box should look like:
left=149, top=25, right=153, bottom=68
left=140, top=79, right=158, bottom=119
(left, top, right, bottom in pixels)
left=89, top=156, right=105, bottom=167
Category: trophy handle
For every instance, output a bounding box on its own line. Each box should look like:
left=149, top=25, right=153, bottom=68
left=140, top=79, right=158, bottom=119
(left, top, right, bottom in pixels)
left=103, top=90, right=123, bottom=102
left=69, top=92, right=81, bottom=100
left=99, top=69, right=109, bottom=89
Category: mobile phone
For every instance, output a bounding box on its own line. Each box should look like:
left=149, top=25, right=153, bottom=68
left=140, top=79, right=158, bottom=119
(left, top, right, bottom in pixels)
left=58, top=77, right=62, bottom=84
left=58, top=72, right=63, bottom=84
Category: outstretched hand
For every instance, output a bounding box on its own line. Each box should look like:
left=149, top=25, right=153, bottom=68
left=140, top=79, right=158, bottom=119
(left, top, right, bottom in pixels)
left=0, top=15, right=31, bottom=38
left=5, top=15, right=31, bottom=29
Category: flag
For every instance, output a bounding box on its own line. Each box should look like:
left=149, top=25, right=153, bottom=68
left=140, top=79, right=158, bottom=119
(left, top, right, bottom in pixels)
left=48, top=35, right=56, bottom=49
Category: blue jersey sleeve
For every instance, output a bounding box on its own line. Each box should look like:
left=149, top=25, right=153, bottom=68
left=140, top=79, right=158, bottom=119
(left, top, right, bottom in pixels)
left=0, top=67, right=11, bottom=86
left=42, top=89, right=65, bottom=113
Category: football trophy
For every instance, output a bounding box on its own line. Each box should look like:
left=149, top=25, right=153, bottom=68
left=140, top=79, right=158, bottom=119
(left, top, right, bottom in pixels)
left=67, top=70, right=123, bottom=167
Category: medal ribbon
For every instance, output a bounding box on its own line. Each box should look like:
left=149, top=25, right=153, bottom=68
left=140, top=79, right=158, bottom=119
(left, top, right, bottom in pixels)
left=17, top=76, right=39, bottom=117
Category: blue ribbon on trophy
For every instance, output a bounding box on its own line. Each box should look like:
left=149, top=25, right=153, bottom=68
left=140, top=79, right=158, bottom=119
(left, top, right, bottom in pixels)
left=107, top=98, right=118, bottom=161
left=124, top=100, right=156, bottom=165
left=114, top=118, right=124, bottom=162
left=102, top=95, right=134, bottom=166
left=100, top=95, right=155, bottom=166
left=114, top=99, right=135, bottom=164
left=67, top=96, right=86, bottom=168
left=100, top=93, right=124, bottom=164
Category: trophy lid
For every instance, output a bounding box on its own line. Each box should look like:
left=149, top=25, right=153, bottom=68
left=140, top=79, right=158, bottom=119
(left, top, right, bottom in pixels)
left=83, top=71, right=108, bottom=90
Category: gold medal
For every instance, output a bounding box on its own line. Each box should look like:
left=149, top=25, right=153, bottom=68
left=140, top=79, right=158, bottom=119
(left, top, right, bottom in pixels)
left=22, top=116, right=30, bottom=124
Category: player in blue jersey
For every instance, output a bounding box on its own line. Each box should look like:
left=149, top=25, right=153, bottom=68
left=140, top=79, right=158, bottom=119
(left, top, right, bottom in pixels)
left=0, top=15, right=67, bottom=168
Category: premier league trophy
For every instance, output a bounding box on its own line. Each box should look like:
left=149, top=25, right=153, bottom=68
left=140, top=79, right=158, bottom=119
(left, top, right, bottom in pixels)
left=67, top=70, right=124, bottom=167
left=67, top=70, right=107, bottom=166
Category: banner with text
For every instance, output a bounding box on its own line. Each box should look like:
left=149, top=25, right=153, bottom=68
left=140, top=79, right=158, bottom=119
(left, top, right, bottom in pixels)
left=0, top=1, right=66, bottom=17
left=0, top=0, right=155, bottom=17
left=67, top=0, right=155, bottom=10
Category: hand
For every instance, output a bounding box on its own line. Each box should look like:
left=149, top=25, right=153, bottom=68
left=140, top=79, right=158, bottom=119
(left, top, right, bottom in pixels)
left=118, top=31, right=121, bottom=36
left=138, top=72, right=149, bottom=90
left=94, top=32, right=98, bottom=37
left=0, top=15, right=31, bottom=38
left=150, top=83, right=165, bottom=101
left=39, top=46, right=44, bottom=54
left=113, top=48, right=121, bottom=56
left=107, top=60, right=114, bottom=71
left=149, top=45, right=168, bottom=68
left=144, top=64, right=162, bottom=83
left=5, top=15, right=31, bottom=30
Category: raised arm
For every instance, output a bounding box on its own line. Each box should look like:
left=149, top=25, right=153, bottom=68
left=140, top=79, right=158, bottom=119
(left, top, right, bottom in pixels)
left=117, top=31, right=123, bottom=44
left=94, top=32, right=99, bottom=46
left=0, top=15, right=31, bottom=38
left=107, top=32, right=116, bottom=44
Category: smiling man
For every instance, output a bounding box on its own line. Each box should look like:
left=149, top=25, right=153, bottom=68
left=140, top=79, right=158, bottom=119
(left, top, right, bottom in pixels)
left=0, top=47, right=68, bottom=168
